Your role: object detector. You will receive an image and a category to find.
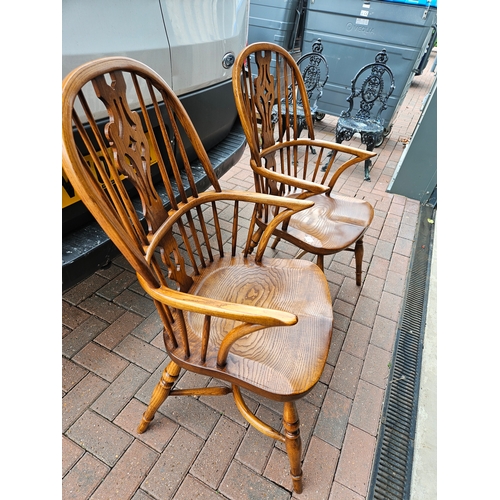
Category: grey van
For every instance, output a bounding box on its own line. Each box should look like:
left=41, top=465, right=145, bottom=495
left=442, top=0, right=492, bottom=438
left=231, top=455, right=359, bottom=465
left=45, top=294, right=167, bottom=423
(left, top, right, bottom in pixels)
left=62, top=0, right=249, bottom=289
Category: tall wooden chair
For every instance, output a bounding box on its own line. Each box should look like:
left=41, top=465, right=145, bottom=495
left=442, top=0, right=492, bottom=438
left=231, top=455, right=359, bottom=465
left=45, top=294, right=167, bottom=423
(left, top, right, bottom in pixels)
left=62, top=56, right=334, bottom=493
left=232, top=42, right=376, bottom=285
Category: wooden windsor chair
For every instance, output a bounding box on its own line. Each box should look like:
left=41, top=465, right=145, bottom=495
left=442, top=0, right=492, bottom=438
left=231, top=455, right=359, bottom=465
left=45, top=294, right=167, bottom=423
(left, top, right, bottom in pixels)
left=62, top=56, right=335, bottom=493
left=232, top=42, right=376, bottom=285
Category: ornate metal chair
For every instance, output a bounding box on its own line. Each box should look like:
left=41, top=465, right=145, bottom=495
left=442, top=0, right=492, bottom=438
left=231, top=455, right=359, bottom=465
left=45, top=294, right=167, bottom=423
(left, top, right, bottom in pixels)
left=273, top=38, right=329, bottom=154
left=233, top=42, right=376, bottom=284
left=62, top=56, right=334, bottom=494
left=335, top=49, right=395, bottom=181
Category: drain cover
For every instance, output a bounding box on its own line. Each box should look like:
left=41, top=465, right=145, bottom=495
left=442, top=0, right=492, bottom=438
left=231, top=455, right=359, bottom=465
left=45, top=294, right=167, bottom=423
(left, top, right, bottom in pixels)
left=368, top=204, right=435, bottom=500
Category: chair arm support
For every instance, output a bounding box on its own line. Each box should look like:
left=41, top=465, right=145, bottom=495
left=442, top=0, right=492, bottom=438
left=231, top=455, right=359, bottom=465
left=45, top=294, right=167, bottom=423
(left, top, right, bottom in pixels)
left=252, top=157, right=328, bottom=195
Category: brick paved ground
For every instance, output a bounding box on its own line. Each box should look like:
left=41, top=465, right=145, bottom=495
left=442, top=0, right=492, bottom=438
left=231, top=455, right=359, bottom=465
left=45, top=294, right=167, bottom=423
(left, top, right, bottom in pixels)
left=62, top=50, right=436, bottom=499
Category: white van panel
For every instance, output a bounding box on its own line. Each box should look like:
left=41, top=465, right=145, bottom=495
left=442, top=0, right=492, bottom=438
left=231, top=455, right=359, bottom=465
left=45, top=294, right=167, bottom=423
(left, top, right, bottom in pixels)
left=160, top=0, right=248, bottom=94
left=62, top=0, right=172, bottom=85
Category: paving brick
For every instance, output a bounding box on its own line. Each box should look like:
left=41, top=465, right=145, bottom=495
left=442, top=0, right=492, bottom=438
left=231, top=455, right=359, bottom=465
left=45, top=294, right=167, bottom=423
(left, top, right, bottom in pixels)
left=113, top=289, right=156, bottom=317
left=388, top=252, right=410, bottom=276
left=95, top=262, right=124, bottom=281
left=352, top=296, right=378, bottom=328
left=361, top=344, right=392, bottom=390
left=114, top=334, right=167, bottom=373
left=320, top=362, right=334, bottom=386
left=191, top=416, right=246, bottom=488
left=235, top=405, right=282, bottom=474
left=90, top=440, right=159, bottom=500
left=294, top=436, right=339, bottom=500
left=335, top=425, right=376, bottom=497
left=383, top=213, right=402, bottom=229
left=330, top=352, right=363, bottom=400
left=63, top=325, right=72, bottom=340
left=333, top=299, right=355, bottom=320
left=63, top=373, right=109, bottom=432
left=79, top=294, right=127, bottom=323
left=114, top=399, right=178, bottom=453
left=377, top=291, right=403, bottom=323
left=343, top=321, right=372, bottom=360
left=360, top=273, right=384, bottom=302
left=373, top=239, right=394, bottom=261
left=132, top=489, right=156, bottom=500
left=63, top=274, right=109, bottom=306
left=366, top=255, right=389, bottom=280
left=324, top=267, right=345, bottom=288
left=332, top=311, right=351, bottom=334
left=158, top=395, right=221, bottom=440
left=337, top=277, right=362, bottom=306
left=96, top=269, right=137, bottom=301
left=173, top=474, right=225, bottom=500
left=63, top=300, right=91, bottom=329
left=141, top=428, right=204, bottom=500
left=62, top=316, right=109, bottom=358
left=370, top=315, right=398, bottom=352
left=328, top=481, right=364, bottom=500
left=95, top=311, right=144, bottom=350
left=62, top=357, right=88, bottom=393
left=327, top=329, right=346, bottom=367
left=62, top=452, right=109, bottom=500
left=66, top=410, right=134, bottom=467
left=402, top=210, right=419, bottom=228
left=63, top=435, right=84, bottom=477
left=132, top=311, right=164, bottom=342
left=389, top=199, right=405, bottom=215
left=329, top=260, right=358, bottom=281
left=174, top=370, right=211, bottom=391
left=398, top=222, right=416, bottom=241
left=379, top=224, right=399, bottom=244
left=73, top=342, right=129, bottom=382
left=349, top=380, right=384, bottom=436
left=314, top=389, right=351, bottom=449
left=91, top=363, right=150, bottom=420
left=305, top=380, right=328, bottom=408
left=384, top=270, right=406, bottom=297
left=223, top=459, right=291, bottom=500
left=393, top=236, right=413, bottom=257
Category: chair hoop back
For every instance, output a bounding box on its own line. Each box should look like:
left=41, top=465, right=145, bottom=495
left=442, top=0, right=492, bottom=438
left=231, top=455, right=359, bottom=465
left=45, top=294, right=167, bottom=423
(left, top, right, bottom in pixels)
left=295, top=38, right=329, bottom=112
left=343, top=49, right=396, bottom=123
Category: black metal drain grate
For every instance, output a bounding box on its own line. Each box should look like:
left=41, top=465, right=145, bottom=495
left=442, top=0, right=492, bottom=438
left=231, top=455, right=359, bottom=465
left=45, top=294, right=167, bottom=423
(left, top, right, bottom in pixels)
left=368, top=204, right=435, bottom=500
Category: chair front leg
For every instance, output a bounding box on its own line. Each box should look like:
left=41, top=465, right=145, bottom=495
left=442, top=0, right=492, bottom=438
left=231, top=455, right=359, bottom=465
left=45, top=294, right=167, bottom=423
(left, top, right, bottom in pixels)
left=137, top=360, right=181, bottom=433
left=283, top=401, right=303, bottom=494
left=362, top=133, right=376, bottom=181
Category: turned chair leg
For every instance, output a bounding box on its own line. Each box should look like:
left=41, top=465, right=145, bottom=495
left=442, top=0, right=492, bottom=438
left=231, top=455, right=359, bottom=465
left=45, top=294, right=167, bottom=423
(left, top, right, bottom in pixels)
left=355, top=238, right=364, bottom=286
left=283, top=401, right=303, bottom=494
left=137, top=360, right=181, bottom=433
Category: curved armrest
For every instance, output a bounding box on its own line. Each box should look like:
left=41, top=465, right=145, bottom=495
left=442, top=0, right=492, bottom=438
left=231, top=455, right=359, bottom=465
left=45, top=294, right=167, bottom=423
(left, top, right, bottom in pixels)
left=137, top=274, right=297, bottom=327
left=258, top=139, right=376, bottom=190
